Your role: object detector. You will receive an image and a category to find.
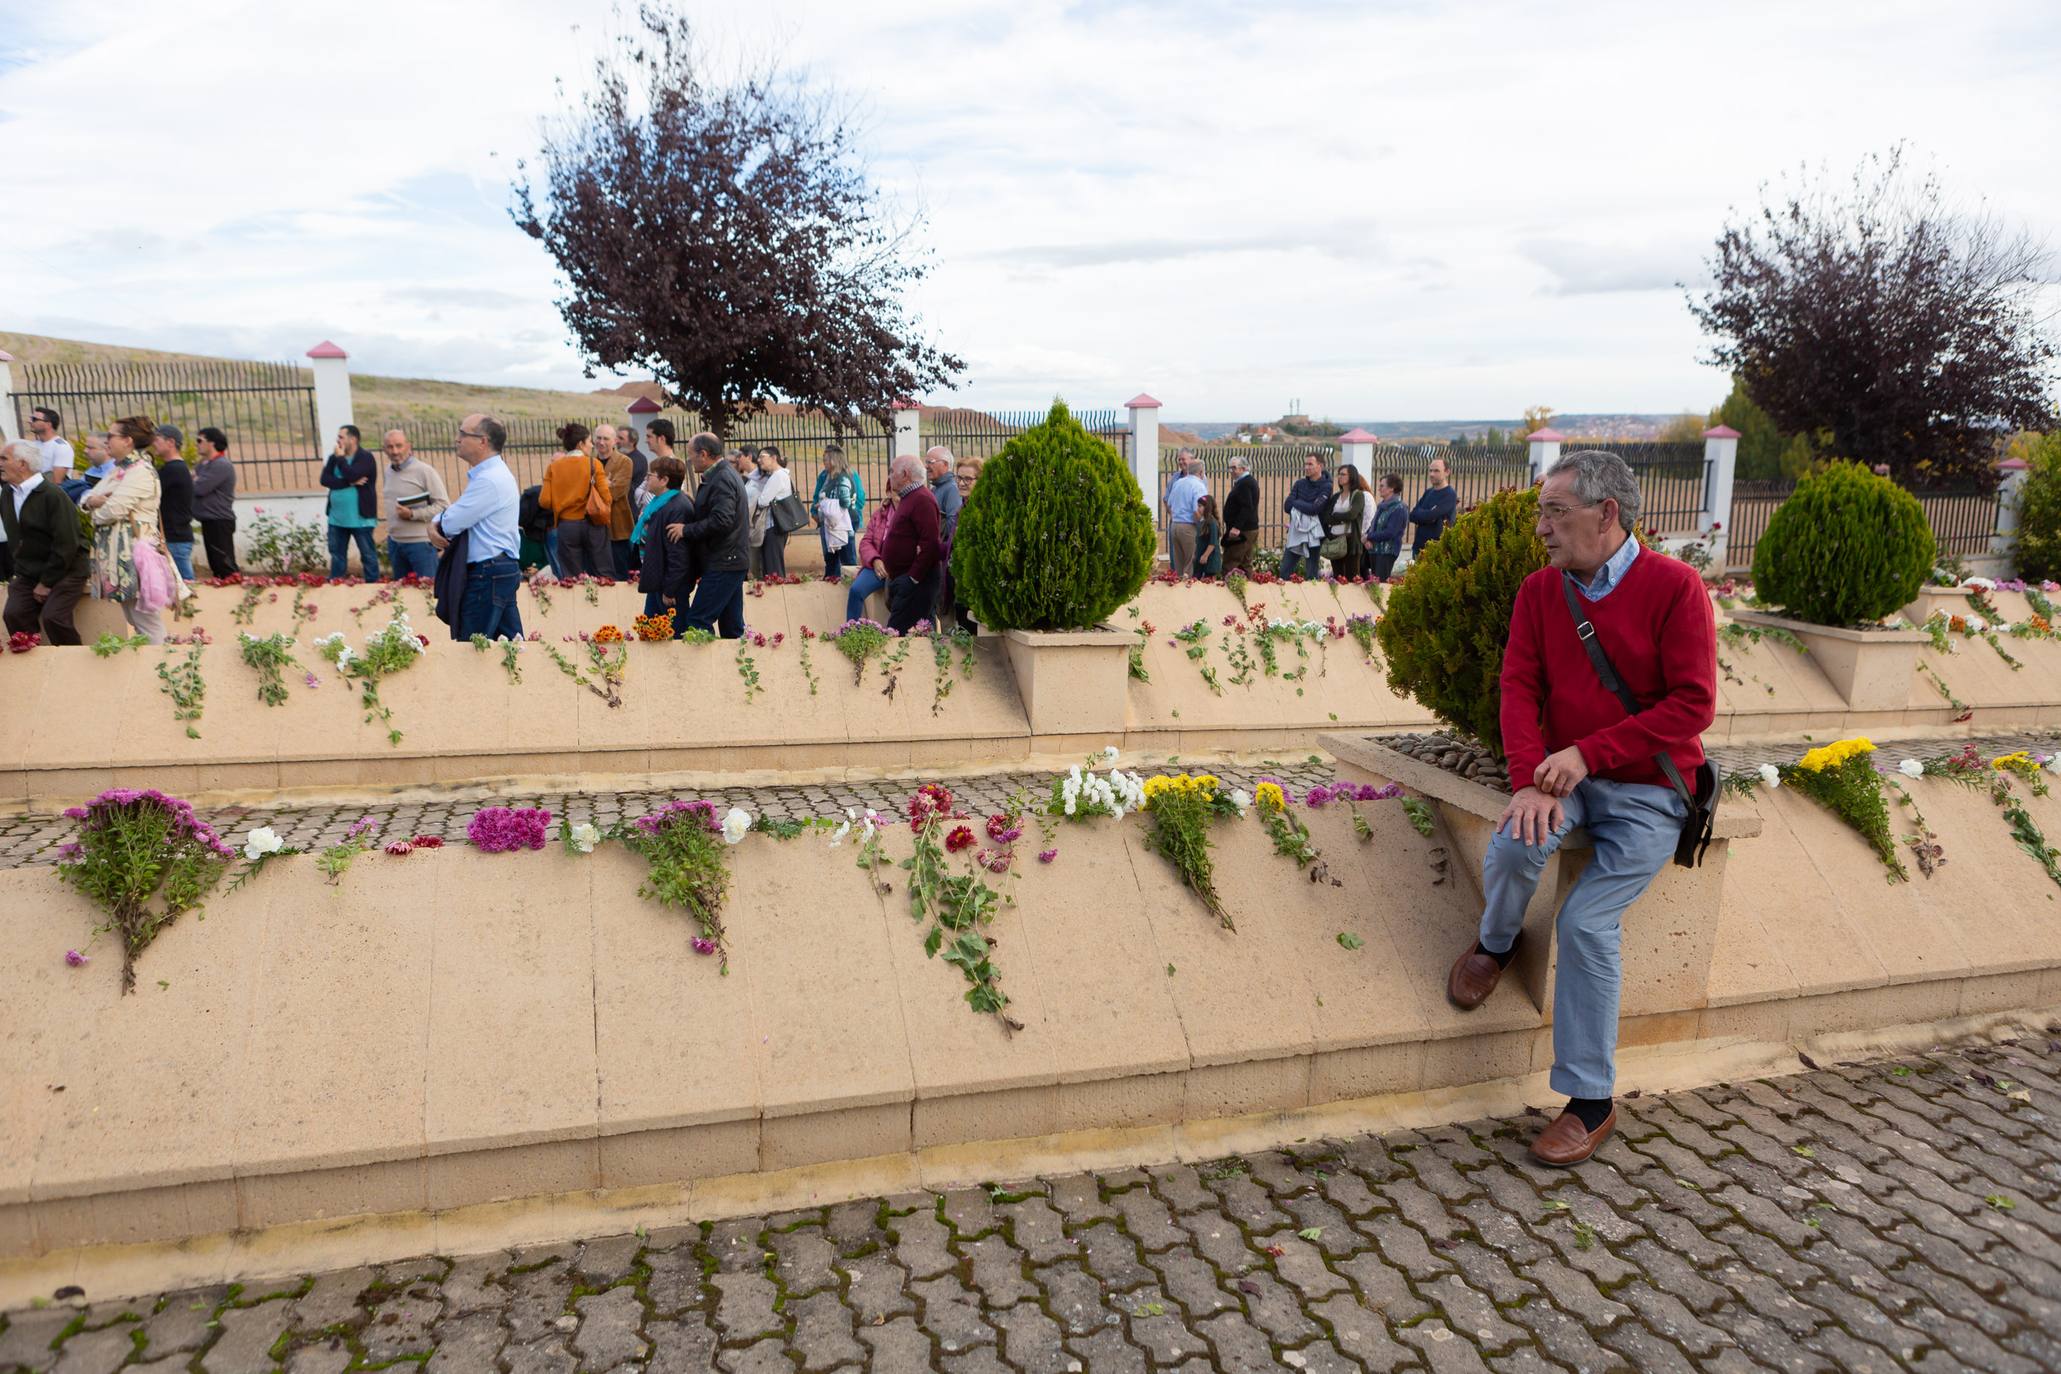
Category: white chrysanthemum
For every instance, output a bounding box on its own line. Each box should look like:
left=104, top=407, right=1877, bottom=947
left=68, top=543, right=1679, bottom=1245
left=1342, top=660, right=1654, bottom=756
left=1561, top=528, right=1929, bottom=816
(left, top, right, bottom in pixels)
left=1965, top=577, right=1997, bottom=591
left=568, top=822, right=600, bottom=853
left=1965, top=616, right=1987, bottom=633
left=1759, top=764, right=1781, bottom=790
left=1102, top=745, right=1120, bottom=762
left=720, top=807, right=752, bottom=845
left=1230, top=789, right=1252, bottom=815
left=243, top=826, right=284, bottom=860
left=828, top=821, right=851, bottom=848
left=1898, top=759, right=1924, bottom=779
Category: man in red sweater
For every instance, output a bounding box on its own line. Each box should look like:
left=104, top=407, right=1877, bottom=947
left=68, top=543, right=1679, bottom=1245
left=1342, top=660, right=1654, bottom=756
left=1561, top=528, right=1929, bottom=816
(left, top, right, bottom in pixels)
left=879, top=453, right=943, bottom=633
left=1445, top=450, right=1716, bottom=1165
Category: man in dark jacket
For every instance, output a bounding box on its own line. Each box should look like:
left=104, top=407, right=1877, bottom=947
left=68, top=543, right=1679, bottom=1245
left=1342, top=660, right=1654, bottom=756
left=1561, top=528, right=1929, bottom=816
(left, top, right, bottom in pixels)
left=0, top=439, right=88, bottom=644
left=192, top=426, right=238, bottom=577
left=881, top=454, right=943, bottom=633
left=674, top=431, right=748, bottom=638
left=1220, top=455, right=1260, bottom=573
left=1368, top=473, right=1407, bottom=580
left=152, top=424, right=198, bottom=581
left=320, top=424, right=382, bottom=581
left=1279, top=451, right=1331, bottom=579
left=1409, top=456, right=1459, bottom=557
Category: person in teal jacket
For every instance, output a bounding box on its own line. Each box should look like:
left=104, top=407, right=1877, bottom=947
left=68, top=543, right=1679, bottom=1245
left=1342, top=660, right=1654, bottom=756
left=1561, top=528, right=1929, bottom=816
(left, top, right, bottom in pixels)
left=1193, top=494, right=1224, bottom=578
left=810, top=444, right=866, bottom=575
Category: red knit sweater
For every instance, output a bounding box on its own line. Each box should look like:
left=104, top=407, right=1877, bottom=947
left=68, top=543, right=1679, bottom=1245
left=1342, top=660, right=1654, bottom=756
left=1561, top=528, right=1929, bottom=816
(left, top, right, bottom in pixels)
left=1499, top=549, right=1716, bottom=793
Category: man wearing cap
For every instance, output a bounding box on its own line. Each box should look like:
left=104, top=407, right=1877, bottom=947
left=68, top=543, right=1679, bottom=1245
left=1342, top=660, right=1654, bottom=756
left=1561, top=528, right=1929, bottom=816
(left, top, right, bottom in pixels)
left=151, top=424, right=198, bottom=582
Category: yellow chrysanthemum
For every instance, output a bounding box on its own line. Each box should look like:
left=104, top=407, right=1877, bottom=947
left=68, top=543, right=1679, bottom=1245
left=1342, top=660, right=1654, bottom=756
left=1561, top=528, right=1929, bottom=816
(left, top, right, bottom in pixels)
left=1992, top=751, right=2039, bottom=776
left=1797, top=737, right=1876, bottom=773
left=1255, top=781, right=1286, bottom=813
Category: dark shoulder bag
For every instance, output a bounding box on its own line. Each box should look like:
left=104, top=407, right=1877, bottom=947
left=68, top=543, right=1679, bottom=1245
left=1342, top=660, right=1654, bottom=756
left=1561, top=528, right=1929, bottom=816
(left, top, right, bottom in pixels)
left=1560, top=576, right=1717, bottom=869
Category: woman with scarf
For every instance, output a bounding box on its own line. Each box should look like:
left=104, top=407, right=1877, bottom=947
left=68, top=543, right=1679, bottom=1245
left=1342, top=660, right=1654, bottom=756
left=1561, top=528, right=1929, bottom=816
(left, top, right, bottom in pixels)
left=633, top=456, right=693, bottom=636
left=81, top=415, right=185, bottom=643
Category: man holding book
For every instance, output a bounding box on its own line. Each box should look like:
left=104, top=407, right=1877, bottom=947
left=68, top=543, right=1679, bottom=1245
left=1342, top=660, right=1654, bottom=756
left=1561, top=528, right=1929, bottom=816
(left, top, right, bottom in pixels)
left=382, top=429, right=450, bottom=581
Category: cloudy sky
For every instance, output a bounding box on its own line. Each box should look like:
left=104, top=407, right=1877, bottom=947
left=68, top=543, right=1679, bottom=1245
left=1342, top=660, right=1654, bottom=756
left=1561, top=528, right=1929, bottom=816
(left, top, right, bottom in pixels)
left=4, top=0, right=2057, bottom=421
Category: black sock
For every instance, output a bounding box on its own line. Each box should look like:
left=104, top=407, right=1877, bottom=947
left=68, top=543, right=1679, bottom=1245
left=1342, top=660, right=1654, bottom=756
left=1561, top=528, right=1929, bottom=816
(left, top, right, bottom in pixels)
left=1477, top=936, right=1519, bottom=970
left=1567, top=1096, right=1614, bottom=1132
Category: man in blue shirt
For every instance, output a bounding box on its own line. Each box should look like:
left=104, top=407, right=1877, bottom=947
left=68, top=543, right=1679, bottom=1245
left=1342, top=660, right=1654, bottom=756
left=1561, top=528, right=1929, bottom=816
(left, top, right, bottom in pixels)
left=428, top=413, right=523, bottom=640
left=1163, top=451, right=1208, bottom=577
left=1409, top=456, right=1459, bottom=557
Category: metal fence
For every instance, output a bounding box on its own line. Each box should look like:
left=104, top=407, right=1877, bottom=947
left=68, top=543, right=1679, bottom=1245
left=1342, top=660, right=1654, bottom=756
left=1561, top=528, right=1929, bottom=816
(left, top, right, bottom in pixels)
left=9, top=360, right=322, bottom=487
left=1564, top=442, right=1711, bottom=533
left=1154, top=442, right=1532, bottom=554
left=927, top=407, right=1129, bottom=466
left=1723, top=479, right=2001, bottom=571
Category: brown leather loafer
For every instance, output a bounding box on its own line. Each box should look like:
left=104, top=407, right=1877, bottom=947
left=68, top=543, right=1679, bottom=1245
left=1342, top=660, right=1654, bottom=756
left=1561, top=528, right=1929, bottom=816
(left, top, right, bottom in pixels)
left=1446, top=937, right=1517, bottom=1010
left=1529, top=1107, right=1617, bottom=1167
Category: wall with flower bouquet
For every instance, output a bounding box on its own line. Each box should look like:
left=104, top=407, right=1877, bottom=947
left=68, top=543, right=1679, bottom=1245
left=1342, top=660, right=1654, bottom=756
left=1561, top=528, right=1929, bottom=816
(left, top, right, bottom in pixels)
left=14, top=743, right=2061, bottom=1258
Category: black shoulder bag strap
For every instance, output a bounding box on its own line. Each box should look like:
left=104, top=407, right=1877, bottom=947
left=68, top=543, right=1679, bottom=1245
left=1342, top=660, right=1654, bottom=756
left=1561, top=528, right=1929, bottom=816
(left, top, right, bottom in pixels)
left=1559, top=575, right=1716, bottom=868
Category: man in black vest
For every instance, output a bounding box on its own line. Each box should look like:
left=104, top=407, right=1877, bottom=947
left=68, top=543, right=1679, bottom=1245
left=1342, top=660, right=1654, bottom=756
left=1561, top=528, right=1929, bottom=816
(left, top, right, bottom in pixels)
left=0, top=439, right=88, bottom=644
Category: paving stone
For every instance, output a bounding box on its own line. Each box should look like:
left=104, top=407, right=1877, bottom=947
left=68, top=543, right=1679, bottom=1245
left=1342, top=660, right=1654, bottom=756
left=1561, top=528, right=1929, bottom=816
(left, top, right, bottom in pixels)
left=824, top=1199, right=886, bottom=1257
left=199, top=1301, right=296, bottom=1373
left=1067, top=1326, right=1147, bottom=1373
left=573, top=1234, right=645, bottom=1285
left=137, top=1285, right=229, bottom=1356
left=359, top=1289, right=441, bottom=1363
left=706, top=1218, right=769, bottom=1273
left=283, top=1341, right=351, bottom=1374
left=1398, top=1318, right=1496, bottom=1374
left=645, top=1317, right=721, bottom=1374
left=888, top=1203, right=956, bottom=1279
left=990, top=1302, right=1072, bottom=1374
left=1149, top=1163, right=1214, bottom=1214
left=1110, top=1185, right=1188, bottom=1250
left=997, top=1195, right=1077, bottom=1263
left=49, top=1327, right=135, bottom=1374
left=0, top=1305, right=75, bottom=1371
left=1195, top=1309, right=1282, bottom=1374
left=290, top=1267, right=375, bottom=1333
left=787, top=1290, right=863, bottom=1371
left=843, top=1256, right=914, bottom=1324
left=423, top=1313, right=506, bottom=1374
left=768, top=1226, right=839, bottom=1297
left=436, top=1256, right=506, bottom=1317
left=644, top=1246, right=704, bottom=1316
left=709, top=1272, right=782, bottom=1342
left=856, top=1316, right=934, bottom=1374
left=1035, top=1264, right=1110, bottom=1337
left=1076, top=1222, right=1152, bottom=1290
left=504, top=1263, right=574, bottom=1343
left=717, top=1338, right=797, bottom=1374
left=571, top=1287, right=648, bottom=1369
left=907, top=1276, right=995, bottom=1354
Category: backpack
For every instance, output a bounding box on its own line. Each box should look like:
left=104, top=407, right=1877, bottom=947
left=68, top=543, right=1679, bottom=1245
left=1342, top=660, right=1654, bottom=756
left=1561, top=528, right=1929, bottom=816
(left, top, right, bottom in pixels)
left=519, top=485, right=549, bottom=540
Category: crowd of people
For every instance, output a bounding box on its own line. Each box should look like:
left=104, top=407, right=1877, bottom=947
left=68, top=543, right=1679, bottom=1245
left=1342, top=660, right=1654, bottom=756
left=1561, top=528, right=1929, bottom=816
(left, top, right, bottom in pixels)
left=1162, top=448, right=1461, bottom=581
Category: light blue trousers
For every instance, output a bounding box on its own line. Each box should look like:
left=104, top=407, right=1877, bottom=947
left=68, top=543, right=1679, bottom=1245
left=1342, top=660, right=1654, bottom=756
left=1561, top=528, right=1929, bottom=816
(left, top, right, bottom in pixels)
left=1477, top=776, right=1685, bottom=1099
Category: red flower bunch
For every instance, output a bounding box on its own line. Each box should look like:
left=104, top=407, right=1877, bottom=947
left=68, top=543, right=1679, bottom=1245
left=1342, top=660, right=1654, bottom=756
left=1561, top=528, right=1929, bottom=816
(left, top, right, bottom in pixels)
left=7, top=631, right=40, bottom=653
left=410, top=834, right=444, bottom=849
left=945, top=825, right=976, bottom=853
left=799, top=625, right=815, bottom=640
left=907, top=782, right=956, bottom=831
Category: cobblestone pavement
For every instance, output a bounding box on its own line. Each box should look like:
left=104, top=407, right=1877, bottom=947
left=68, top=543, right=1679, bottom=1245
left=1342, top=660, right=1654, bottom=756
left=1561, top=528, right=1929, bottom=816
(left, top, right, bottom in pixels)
left=7, top=1034, right=2061, bottom=1373
left=1, top=733, right=2054, bottom=872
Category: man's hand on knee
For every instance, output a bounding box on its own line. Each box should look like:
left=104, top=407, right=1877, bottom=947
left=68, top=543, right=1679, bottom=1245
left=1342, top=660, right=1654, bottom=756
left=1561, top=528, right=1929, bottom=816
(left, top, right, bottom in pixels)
left=1496, top=786, right=1563, bottom=847
left=1533, top=746, right=1589, bottom=797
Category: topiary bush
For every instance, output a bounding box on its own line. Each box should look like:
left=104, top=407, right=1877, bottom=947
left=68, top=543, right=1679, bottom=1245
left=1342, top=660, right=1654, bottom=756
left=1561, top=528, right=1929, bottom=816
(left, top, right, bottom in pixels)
left=1751, top=461, right=1933, bottom=626
left=2012, top=432, right=2061, bottom=584
left=951, top=399, right=1154, bottom=631
left=1375, top=487, right=1546, bottom=758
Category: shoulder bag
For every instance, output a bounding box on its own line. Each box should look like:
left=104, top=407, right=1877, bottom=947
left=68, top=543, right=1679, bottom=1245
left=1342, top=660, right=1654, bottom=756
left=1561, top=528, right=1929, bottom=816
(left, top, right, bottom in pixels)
left=1319, top=491, right=1361, bottom=561
left=770, top=479, right=809, bottom=535
left=582, top=458, right=610, bottom=525
left=1560, top=576, right=1717, bottom=869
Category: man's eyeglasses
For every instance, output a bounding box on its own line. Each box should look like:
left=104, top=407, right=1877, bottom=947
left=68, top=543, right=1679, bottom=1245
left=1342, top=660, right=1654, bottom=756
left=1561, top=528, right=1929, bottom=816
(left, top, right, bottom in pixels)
left=1538, top=500, right=1599, bottom=523
left=455, top=428, right=482, bottom=440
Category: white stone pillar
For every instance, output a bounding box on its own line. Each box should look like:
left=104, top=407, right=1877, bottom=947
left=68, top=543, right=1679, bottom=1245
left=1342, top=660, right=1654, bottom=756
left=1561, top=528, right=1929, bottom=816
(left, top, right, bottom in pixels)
left=1701, top=424, right=1740, bottom=567
left=1526, top=427, right=1563, bottom=482
left=1994, top=457, right=2030, bottom=560
left=892, top=399, right=922, bottom=461
left=1127, top=393, right=1162, bottom=515
left=306, top=341, right=355, bottom=449
left=0, top=349, right=16, bottom=443
left=625, top=396, right=660, bottom=448
left=1338, top=428, right=1378, bottom=479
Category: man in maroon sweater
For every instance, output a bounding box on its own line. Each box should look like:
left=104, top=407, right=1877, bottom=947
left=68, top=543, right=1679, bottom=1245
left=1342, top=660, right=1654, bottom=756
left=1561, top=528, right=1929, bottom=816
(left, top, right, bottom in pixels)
left=879, top=454, right=943, bottom=633
left=1446, top=450, right=1716, bottom=1165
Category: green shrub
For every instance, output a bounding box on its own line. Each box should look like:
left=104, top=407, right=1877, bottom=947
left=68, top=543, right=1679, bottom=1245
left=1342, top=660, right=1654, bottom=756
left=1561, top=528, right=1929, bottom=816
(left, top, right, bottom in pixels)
left=1375, top=487, right=1546, bottom=757
left=1751, top=461, right=1933, bottom=626
left=2012, top=432, right=2061, bottom=584
left=951, top=399, right=1154, bottom=631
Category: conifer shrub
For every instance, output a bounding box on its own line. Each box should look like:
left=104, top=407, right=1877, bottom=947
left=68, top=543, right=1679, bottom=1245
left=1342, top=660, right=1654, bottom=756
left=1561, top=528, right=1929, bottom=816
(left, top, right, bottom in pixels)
left=1375, top=487, right=1546, bottom=757
left=1751, top=461, right=1933, bottom=626
left=2012, top=432, right=2061, bottom=584
left=951, top=399, right=1154, bottom=631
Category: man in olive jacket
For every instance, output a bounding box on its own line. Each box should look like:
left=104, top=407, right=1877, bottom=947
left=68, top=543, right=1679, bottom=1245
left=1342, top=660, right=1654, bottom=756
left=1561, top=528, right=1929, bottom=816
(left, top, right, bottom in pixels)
left=0, top=439, right=88, bottom=644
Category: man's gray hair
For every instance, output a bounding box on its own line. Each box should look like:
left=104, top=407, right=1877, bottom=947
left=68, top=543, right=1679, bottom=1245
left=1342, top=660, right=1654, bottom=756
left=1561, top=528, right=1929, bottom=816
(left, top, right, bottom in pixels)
left=2, top=439, right=41, bottom=466
left=1228, top=454, right=1248, bottom=472
left=890, top=454, right=926, bottom=490
left=1553, top=449, right=1642, bottom=532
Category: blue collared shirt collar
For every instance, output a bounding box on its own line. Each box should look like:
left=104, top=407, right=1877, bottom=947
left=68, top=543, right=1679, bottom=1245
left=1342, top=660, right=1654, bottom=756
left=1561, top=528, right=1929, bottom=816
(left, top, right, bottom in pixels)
left=1572, top=534, right=1640, bottom=602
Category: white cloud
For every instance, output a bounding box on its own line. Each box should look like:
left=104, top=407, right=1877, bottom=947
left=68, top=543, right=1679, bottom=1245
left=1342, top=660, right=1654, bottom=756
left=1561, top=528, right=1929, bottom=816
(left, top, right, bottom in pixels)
left=4, top=0, right=2058, bottom=420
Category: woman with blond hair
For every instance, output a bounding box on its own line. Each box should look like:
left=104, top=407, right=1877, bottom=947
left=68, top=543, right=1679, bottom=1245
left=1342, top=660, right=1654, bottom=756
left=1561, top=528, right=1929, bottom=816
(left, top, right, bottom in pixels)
left=81, top=416, right=185, bottom=642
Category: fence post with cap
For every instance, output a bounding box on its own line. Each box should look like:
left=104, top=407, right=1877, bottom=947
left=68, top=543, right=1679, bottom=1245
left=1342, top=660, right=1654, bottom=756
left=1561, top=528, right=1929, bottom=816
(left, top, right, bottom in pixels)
left=1127, top=393, right=1161, bottom=519
left=625, top=395, right=661, bottom=450
left=1994, top=457, right=2029, bottom=563
left=892, top=400, right=922, bottom=461
left=1701, top=424, right=1740, bottom=568
left=1526, top=427, right=1563, bottom=482
left=0, top=349, right=16, bottom=443
left=306, top=341, right=355, bottom=454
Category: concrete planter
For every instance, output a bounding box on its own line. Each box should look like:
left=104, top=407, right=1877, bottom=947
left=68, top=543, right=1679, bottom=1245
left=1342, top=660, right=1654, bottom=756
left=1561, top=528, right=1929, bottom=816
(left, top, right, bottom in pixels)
left=1320, top=733, right=1761, bottom=1026
left=1903, top=585, right=1973, bottom=626
left=1729, top=609, right=1927, bottom=713
left=1000, top=626, right=1132, bottom=740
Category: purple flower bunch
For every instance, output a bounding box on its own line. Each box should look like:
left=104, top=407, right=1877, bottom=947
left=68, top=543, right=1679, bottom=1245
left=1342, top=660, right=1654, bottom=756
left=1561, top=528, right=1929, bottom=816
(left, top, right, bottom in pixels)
left=466, top=806, right=554, bottom=853
left=61, top=787, right=235, bottom=861
left=345, top=815, right=380, bottom=843
left=1301, top=781, right=1405, bottom=809
left=632, top=799, right=721, bottom=837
